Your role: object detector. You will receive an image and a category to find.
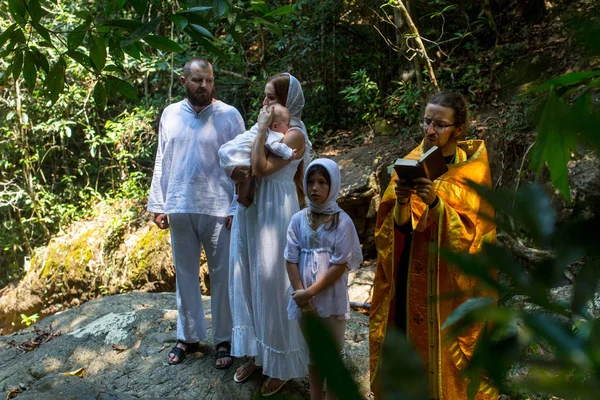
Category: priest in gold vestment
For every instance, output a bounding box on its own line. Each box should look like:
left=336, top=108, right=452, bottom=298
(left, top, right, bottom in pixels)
left=369, top=92, right=497, bottom=400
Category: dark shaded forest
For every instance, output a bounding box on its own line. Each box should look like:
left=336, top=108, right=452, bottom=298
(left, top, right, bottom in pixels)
left=1, top=0, right=600, bottom=398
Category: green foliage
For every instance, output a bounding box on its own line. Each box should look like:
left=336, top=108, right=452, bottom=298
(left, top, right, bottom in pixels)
left=528, top=71, right=600, bottom=203
left=20, top=313, right=39, bottom=326
left=340, top=69, right=383, bottom=124
left=384, top=80, right=424, bottom=128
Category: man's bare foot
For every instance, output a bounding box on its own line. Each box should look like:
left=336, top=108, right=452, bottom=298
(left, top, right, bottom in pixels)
left=215, top=342, right=233, bottom=369
left=168, top=341, right=199, bottom=365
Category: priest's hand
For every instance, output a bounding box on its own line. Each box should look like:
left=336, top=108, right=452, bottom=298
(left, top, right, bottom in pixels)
left=413, top=177, right=437, bottom=206
left=394, top=177, right=415, bottom=204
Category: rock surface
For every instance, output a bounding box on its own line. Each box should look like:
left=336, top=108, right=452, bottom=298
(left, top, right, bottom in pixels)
left=0, top=292, right=370, bottom=399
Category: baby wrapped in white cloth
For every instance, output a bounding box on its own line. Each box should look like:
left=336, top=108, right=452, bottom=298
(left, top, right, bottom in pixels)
left=219, top=104, right=297, bottom=206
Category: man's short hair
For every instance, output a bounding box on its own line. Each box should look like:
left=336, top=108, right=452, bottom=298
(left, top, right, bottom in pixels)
left=183, top=58, right=212, bottom=77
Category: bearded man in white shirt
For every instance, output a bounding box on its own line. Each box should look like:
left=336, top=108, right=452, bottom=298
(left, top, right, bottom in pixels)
left=148, top=58, right=245, bottom=369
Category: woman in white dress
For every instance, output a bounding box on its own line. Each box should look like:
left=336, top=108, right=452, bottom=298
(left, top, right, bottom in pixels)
left=228, top=73, right=312, bottom=396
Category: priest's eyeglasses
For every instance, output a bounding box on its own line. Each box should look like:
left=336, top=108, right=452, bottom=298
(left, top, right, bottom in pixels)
left=420, top=118, right=456, bottom=133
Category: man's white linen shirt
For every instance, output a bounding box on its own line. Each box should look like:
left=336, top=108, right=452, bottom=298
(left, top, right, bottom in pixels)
left=148, top=99, right=245, bottom=217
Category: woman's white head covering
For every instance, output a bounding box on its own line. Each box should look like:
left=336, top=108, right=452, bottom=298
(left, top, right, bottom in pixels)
left=283, top=73, right=312, bottom=171
left=304, top=158, right=343, bottom=215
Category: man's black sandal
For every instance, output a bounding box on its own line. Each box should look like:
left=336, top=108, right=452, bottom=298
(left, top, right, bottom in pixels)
left=168, top=341, right=200, bottom=365
left=215, top=341, right=233, bottom=370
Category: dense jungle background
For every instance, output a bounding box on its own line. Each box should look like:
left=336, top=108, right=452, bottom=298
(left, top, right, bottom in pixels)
left=1, top=0, right=599, bottom=399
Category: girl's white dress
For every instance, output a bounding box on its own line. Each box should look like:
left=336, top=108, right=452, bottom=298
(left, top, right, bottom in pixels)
left=284, top=209, right=363, bottom=321
left=229, top=156, right=308, bottom=380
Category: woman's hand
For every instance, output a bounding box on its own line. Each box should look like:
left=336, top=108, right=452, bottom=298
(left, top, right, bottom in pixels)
left=257, top=105, right=274, bottom=131
left=413, top=177, right=437, bottom=206
left=291, top=289, right=312, bottom=307
left=394, top=178, right=415, bottom=204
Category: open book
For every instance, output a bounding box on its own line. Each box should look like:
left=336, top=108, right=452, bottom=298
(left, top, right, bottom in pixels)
left=393, top=146, right=448, bottom=184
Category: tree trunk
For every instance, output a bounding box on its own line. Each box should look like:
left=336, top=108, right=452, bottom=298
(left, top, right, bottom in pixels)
left=392, top=0, right=439, bottom=90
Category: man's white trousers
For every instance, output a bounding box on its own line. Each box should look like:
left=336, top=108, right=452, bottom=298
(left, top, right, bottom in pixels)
left=168, top=213, right=232, bottom=345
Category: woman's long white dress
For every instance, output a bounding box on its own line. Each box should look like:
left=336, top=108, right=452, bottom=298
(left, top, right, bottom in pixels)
left=229, top=155, right=308, bottom=380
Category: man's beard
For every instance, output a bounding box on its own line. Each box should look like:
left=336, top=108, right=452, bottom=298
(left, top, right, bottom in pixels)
left=187, top=87, right=215, bottom=107
left=422, top=137, right=433, bottom=151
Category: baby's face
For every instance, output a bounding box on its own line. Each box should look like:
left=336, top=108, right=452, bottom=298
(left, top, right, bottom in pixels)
left=269, top=119, right=290, bottom=134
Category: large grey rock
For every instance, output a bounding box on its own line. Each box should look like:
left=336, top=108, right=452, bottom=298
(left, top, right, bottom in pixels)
left=0, top=292, right=370, bottom=399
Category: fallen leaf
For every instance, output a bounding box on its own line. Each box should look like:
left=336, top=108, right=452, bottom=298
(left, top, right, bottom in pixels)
left=6, top=384, right=26, bottom=399
left=158, top=344, right=168, bottom=353
left=112, top=344, right=127, bottom=353
left=60, top=367, right=85, bottom=378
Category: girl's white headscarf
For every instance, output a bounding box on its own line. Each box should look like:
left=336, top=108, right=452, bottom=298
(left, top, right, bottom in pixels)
left=304, top=158, right=343, bottom=215
left=284, top=73, right=312, bottom=171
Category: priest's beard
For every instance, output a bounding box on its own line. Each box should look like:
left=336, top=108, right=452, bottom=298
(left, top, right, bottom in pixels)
left=187, top=87, right=215, bottom=108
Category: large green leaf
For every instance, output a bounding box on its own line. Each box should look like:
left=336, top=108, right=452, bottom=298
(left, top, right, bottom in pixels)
left=120, top=16, right=161, bottom=47
left=0, top=24, right=18, bottom=49
left=189, top=24, right=214, bottom=39
left=380, top=329, right=428, bottom=400
left=121, top=42, right=141, bottom=59
left=31, top=21, right=52, bottom=43
left=185, top=28, right=225, bottom=59
left=170, top=14, right=188, bottom=29
left=259, top=18, right=282, bottom=35
left=129, top=0, right=146, bottom=15
left=529, top=89, right=577, bottom=203
left=89, top=35, right=107, bottom=71
left=142, top=35, right=183, bottom=52
left=177, top=6, right=213, bottom=14
left=212, top=0, right=227, bottom=18
left=442, top=297, right=496, bottom=330
left=264, top=4, right=293, bottom=17
left=12, top=49, right=24, bottom=81
left=93, top=80, right=107, bottom=111
left=529, top=71, right=600, bottom=93
left=30, top=47, right=48, bottom=73
left=303, top=313, right=363, bottom=400
left=8, top=0, right=28, bottom=26
left=108, top=35, right=125, bottom=66
left=22, top=50, right=37, bottom=89
left=101, top=19, right=144, bottom=31
left=46, top=57, right=65, bottom=104
left=105, top=75, right=138, bottom=100
left=250, top=0, right=269, bottom=15
left=67, top=50, right=94, bottom=69
left=28, top=0, right=42, bottom=24
left=573, top=91, right=600, bottom=150
left=67, top=22, right=88, bottom=51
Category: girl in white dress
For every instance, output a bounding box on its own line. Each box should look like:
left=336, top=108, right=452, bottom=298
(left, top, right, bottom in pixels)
left=285, top=158, right=363, bottom=400
left=229, top=73, right=312, bottom=396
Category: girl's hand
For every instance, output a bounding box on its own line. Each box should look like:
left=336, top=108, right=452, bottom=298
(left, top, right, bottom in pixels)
left=394, top=177, right=415, bottom=204
left=413, top=177, right=437, bottom=206
left=301, top=302, right=316, bottom=314
left=292, top=289, right=312, bottom=307
left=257, top=105, right=274, bottom=130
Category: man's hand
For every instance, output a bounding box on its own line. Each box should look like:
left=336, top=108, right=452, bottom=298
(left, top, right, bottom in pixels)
left=291, top=289, right=312, bottom=307
left=153, top=213, right=169, bottom=229
left=413, top=177, right=437, bottom=206
left=394, top=177, right=416, bottom=204
left=225, top=216, right=233, bottom=230
left=231, top=166, right=251, bottom=182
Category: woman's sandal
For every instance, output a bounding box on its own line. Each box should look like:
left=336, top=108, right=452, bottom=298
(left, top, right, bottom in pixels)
left=167, top=340, right=200, bottom=365
left=215, top=341, right=233, bottom=370
left=261, top=377, right=290, bottom=397
left=233, top=361, right=262, bottom=383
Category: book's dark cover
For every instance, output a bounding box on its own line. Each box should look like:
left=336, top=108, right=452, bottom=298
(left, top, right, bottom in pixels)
left=393, top=146, right=448, bottom=184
